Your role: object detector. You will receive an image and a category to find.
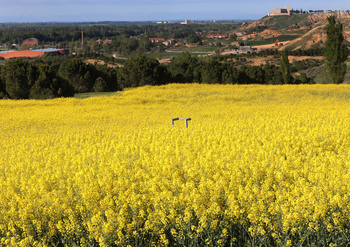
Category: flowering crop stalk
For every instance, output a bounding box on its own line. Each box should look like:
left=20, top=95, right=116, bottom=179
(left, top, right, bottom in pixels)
left=1, top=83, right=350, bottom=246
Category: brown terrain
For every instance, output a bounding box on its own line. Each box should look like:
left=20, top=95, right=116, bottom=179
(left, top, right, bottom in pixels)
left=239, top=12, right=350, bottom=51
left=246, top=56, right=323, bottom=66
left=85, top=59, right=123, bottom=68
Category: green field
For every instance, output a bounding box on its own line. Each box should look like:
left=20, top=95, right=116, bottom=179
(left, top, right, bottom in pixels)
left=74, top=91, right=121, bottom=99
left=248, top=35, right=302, bottom=46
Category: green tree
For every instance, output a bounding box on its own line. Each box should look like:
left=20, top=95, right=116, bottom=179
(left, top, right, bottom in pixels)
left=229, top=33, right=238, bottom=42
left=187, top=33, right=201, bottom=43
left=3, top=59, right=30, bottom=99
left=222, top=64, right=242, bottom=84
left=201, top=60, right=224, bottom=84
left=58, top=58, right=95, bottom=93
left=29, top=64, right=73, bottom=99
left=118, top=56, right=169, bottom=88
left=324, top=16, right=347, bottom=84
left=90, top=41, right=101, bottom=54
left=280, top=52, right=292, bottom=84
left=0, top=66, right=7, bottom=98
left=168, top=52, right=199, bottom=83
left=93, top=77, right=107, bottom=92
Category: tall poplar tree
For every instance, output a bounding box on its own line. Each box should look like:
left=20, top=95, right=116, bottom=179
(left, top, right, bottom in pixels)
left=325, top=16, right=347, bottom=84
left=280, top=52, right=292, bottom=84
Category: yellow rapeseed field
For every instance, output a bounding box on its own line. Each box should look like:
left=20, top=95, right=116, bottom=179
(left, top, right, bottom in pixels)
left=1, top=84, right=350, bottom=246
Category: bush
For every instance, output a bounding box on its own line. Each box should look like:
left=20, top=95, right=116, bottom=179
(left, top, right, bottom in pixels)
left=93, top=77, right=107, bottom=92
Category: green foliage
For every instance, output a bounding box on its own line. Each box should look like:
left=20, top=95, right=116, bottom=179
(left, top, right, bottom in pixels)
left=291, top=59, right=323, bottom=72
left=280, top=52, right=293, bottom=84
left=0, top=67, right=7, bottom=99
left=93, top=77, right=107, bottom=92
left=200, top=60, right=224, bottom=84
left=0, top=25, right=140, bottom=44
left=74, top=91, right=120, bottom=99
left=240, top=65, right=266, bottom=84
left=258, top=14, right=312, bottom=30
left=168, top=52, right=199, bottom=83
left=118, top=56, right=169, bottom=87
left=295, top=72, right=314, bottom=84
left=324, top=16, right=347, bottom=84
left=229, top=33, right=238, bottom=42
left=187, top=32, right=201, bottom=43
left=0, top=56, right=119, bottom=99
left=222, top=65, right=243, bottom=84
left=95, top=65, right=120, bottom=92
left=58, top=58, right=94, bottom=93
left=29, top=64, right=73, bottom=99
left=3, top=59, right=30, bottom=99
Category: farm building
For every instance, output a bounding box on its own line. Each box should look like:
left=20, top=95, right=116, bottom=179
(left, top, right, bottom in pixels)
left=0, top=48, right=69, bottom=60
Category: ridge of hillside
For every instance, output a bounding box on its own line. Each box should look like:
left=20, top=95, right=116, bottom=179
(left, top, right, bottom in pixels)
left=240, top=12, right=350, bottom=50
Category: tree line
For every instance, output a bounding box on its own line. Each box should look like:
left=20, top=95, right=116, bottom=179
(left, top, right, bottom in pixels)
left=290, top=9, right=350, bottom=14
left=0, top=23, right=243, bottom=49
left=0, top=52, right=315, bottom=100
left=0, top=56, right=119, bottom=99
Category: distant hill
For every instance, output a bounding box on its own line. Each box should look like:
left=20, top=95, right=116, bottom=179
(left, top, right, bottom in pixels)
left=240, top=12, right=350, bottom=50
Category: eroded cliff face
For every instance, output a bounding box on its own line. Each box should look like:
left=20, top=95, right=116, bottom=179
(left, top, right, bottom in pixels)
left=307, top=11, right=350, bottom=24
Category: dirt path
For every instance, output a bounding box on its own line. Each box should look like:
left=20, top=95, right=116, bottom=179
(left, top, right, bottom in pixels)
left=251, top=41, right=291, bottom=51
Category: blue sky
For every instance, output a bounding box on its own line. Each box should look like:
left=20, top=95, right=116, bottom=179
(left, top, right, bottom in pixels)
left=1, top=0, right=350, bottom=22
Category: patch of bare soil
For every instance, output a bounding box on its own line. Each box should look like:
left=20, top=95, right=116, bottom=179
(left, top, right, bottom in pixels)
left=251, top=41, right=291, bottom=51
left=259, top=29, right=284, bottom=38
left=158, top=58, right=171, bottom=64
left=85, top=59, right=123, bottom=68
left=281, top=25, right=327, bottom=50
left=247, top=56, right=323, bottom=66
left=288, top=56, right=323, bottom=62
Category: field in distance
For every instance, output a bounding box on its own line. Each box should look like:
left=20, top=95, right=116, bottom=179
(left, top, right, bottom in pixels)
left=1, top=84, right=350, bottom=246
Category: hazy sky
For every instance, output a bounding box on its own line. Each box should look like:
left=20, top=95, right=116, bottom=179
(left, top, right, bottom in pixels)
left=1, top=0, right=350, bottom=22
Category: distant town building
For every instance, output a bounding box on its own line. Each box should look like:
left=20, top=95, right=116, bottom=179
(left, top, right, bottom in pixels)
left=163, top=38, right=175, bottom=46
left=96, top=39, right=112, bottom=45
left=181, top=19, right=188, bottom=25
left=149, top=38, right=165, bottom=43
left=268, top=6, right=291, bottom=16
left=235, top=32, right=246, bottom=37
left=0, top=48, right=69, bottom=60
left=22, top=38, right=39, bottom=46
left=206, top=34, right=229, bottom=39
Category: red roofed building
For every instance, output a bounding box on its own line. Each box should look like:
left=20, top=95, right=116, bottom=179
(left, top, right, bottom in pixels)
left=22, top=38, right=39, bottom=46
left=0, top=48, right=69, bottom=60
left=0, top=50, right=45, bottom=59
left=163, top=38, right=175, bottom=46
left=149, top=38, right=165, bottom=43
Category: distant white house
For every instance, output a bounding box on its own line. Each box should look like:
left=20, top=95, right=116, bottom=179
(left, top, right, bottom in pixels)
left=268, top=6, right=291, bottom=16
left=181, top=19, right=188, bottom=25
left=163, top=38, right=175, bottom=46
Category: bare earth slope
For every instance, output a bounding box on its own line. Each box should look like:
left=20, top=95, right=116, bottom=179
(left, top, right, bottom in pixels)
left=241, top=12, right=350, bottom=50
